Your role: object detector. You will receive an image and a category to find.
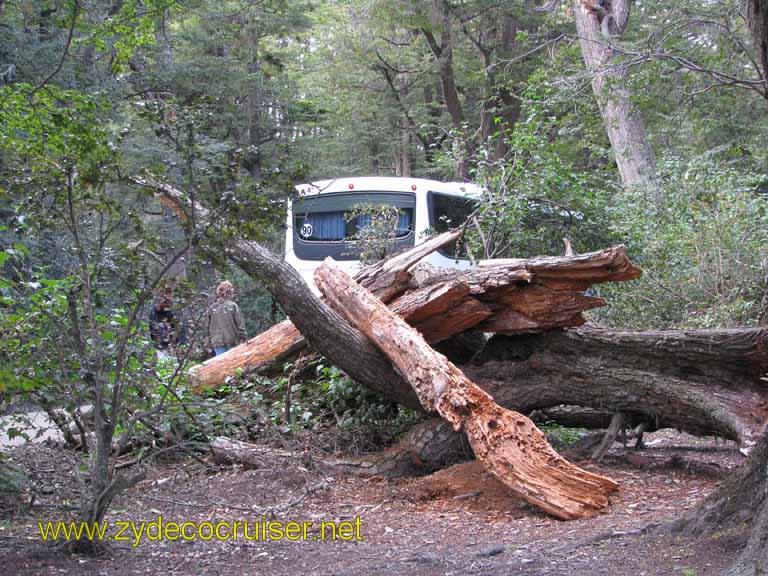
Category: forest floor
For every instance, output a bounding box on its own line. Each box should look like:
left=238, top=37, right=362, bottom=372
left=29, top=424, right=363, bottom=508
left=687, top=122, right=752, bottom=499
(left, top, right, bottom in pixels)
left=1, top=429, right=747, bottom=576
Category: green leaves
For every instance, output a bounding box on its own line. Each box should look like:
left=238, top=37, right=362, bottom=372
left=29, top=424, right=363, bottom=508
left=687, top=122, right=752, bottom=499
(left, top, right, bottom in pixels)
left=0, top=84, right=116, bottom=177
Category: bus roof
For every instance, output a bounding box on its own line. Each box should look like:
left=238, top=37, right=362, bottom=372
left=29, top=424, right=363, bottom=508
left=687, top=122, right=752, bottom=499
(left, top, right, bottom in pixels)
left=294, top=176, right=482, bottom=198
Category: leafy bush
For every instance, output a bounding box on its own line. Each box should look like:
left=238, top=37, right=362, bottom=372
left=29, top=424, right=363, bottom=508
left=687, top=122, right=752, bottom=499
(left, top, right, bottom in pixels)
left=594, top=154, right=768, bottom=329
left=226, top=360, right=421, bottom=447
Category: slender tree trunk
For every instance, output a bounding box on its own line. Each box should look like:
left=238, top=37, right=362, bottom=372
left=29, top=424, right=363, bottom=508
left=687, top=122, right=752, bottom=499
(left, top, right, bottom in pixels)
left=422, top=0, right=469, bottom=179
left=574, top=0, right=658, bottom=197
left=745, top=0, right=768, bottom=97
left=395, top=74, right=412, bottom=176
left=154, top=14, right=173, bottom=70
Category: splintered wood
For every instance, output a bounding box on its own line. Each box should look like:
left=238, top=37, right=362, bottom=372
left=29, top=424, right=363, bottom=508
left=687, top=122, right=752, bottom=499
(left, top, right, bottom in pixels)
left=314, top=258, right=619, bottom=520
left=193, top=241, right=640, bottom=388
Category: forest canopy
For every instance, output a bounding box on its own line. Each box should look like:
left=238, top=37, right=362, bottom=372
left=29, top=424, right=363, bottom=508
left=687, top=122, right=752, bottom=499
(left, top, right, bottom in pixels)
left=0, top=0, right=767, bottom=573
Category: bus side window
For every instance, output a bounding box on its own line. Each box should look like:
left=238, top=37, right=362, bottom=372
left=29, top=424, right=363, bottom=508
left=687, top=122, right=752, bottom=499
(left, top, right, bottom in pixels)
left=428, top=192, right=477, bottom=258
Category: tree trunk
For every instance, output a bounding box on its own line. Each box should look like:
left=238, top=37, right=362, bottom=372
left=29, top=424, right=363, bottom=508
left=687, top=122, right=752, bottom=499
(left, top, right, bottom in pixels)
left=211, top=420, right=471, bottom=477
left=469, top=327, right=768, bottom=451
left=725, top=490, right=768, bottom=576
left=315, top=258, right=618, bottom=520
left=574, top=0, right=658, bottom=196
left=192, top=230, right=465, bottom=389
left=195, top=244, right=639, bottom=387
left=138, top=176, right=768, bottom=456
left=422, top=0, right=470, bottom=179
left=667, top=431, right=768, bottom=576
left=590, top=411, right=625, bottom=461
left=131, top=175, right=422, bottom=408
left=317, top=418, right=471, bottom=478
left=745, top=0, right=768, bottom=97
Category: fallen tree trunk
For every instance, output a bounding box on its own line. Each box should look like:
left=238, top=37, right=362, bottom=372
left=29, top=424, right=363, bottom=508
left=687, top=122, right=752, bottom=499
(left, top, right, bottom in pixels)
left=314, top=258, right=619, bottom=520
left=212, top=420, right=471, bottom=478
left=312, top=419, right=470, bottom=478
left=211, top=437, right=301, bottom=469
left=138, top=176, right=767, bottom=465
left=467, top=326, right=768, bottom=451
left=195, top=243, right=639, bottom=387
left=132, top=175, right=421, bottom=408
left=191, top=231, right=464, bottom=388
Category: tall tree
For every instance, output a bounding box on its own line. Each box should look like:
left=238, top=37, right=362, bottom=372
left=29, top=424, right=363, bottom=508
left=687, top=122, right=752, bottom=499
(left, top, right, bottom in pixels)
left=745, top=0, right=768, bottom=96
left=574, top=0, right=658, bottom=196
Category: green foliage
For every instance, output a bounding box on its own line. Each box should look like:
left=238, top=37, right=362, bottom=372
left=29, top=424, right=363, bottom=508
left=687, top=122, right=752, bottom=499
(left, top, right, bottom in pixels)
left=539, top=422, right=587, bottom=449
left=244, top=360, right=421, bottom=436
left=345, top=203, right=403, bottom=264
left=448, top=62, right=616, bottom=258
left=0, top=0, right=766, bottom=535
left=594, top=155, right=768, bottom=329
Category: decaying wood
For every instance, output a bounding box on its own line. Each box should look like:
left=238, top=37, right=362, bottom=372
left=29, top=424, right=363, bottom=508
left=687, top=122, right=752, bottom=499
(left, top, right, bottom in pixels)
left=314, top=258, right=619, bottom=520
left=141, top=175, right=768, bottom=489
left=194, top=319, right=306, bottom=388
left=347, top=326, right=767, bottom=473
left=211, top=437, right=300, bottom=469
left=195, top=243, right=639, bottom=388
left=468, top=327, right=768, bottom=452
left=132, top=175, right=421, bottom=408
left=192, top=230, right=463, bottom=388
left=211, top=420, right=470, bottom=478
left=590, top=411, right=625, bottom=462
left=317, top=419, right=471, bottom=478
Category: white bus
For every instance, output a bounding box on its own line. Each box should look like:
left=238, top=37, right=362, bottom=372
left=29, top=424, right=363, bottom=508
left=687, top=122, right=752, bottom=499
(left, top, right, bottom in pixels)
left=285, top=176, right=481, bottom=289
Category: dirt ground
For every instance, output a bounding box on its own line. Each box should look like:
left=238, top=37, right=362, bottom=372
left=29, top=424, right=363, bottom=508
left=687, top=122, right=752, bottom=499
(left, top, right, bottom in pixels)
left=1, top=430, right=748, bottom=576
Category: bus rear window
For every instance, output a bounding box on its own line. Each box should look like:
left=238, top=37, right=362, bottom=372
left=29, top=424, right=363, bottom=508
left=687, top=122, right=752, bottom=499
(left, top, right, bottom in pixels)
left=291, top=191, right=417, bottom=261
left=428, top=192, right=477, bottom=258
left=295, top=209, right=413, bottom=242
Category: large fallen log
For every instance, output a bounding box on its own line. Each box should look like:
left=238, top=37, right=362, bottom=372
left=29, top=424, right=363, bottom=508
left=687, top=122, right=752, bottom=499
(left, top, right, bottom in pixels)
left=138, top=176, right=767, bottom=461
left=194, top=243, right=640, bottom=387
left=466, top=326, right=768, bottom=452
left=133, top=175, right=423, bottom=408
left=314, top=257, right=619, bottom=520
left=192, top=230, right=465, bottom=388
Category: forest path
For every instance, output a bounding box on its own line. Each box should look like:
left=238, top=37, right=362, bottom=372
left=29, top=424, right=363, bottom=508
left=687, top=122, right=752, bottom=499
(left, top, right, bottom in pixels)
left=2, top=430, right=744, bottom=576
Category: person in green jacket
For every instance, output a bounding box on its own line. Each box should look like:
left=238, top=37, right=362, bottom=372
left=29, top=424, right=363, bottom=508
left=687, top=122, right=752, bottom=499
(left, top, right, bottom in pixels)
left=207, top=281, right=247, bottom=356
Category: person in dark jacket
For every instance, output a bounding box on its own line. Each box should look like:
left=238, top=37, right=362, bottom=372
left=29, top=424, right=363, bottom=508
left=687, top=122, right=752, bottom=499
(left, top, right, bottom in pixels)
left=207, top=281, right=247, bottom=356
left=149, top=294, right=177, bottom=359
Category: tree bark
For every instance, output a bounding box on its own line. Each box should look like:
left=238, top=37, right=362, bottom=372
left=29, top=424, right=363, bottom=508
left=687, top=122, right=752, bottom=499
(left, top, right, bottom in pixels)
left=192, top=230, right=465, bottom=388
left=131, top=175, right=422, bottom=408
left=590, top=411, right=625, bottom=461
left=318, top=418, right=471, bottom=478
left=668, top=430, right=768, bottom=576
left=211, top=420, right=471, bottom=478
left=315, top=258, right=619, bottom=520
left=138, top=176, right=768, bottom=459
left=195, top=244, right=639, bottom=387
left=422, top=0, right=469, bottom=179
left=574, top=0, right=658, bottom=196
left=469, top=327, right=768, bottom=451
left=745, top=0, right=768, bottom=97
